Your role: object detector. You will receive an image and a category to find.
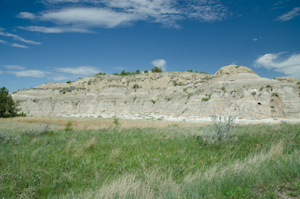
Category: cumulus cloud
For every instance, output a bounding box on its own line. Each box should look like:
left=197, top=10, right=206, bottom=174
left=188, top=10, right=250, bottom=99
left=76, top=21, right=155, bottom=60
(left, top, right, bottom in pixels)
left=0, top=28, right=41, bottom=44
left=8, top=70, right=47, bottom=78
left=151, top=59, right=167, bottom=71
left=276, top=7, right=300, bottom=21
left=54, top=66, right=101, bottom=75
left=18, top=0, right=229, bottom=33
left=2, top=65, right=26, bottom=70
left=254, top=52, right=300, bottom=79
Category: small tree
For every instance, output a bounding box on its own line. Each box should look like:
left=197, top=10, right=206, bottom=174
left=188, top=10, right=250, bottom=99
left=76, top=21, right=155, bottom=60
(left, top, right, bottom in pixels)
left=136, top=70, right=141, bottom=74
left=0, top=87, right=25, bottom=118
left=144, top=70, right=149, bottom=73
left=151, top=66, right=162, bottom=73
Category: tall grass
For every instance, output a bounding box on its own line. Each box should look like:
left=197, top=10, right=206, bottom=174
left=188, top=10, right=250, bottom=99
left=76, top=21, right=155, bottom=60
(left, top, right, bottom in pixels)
left=0, top=119, right=300, bottom=198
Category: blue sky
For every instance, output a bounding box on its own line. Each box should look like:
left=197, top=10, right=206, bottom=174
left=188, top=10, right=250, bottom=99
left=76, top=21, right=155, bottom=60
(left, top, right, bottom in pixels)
left=0, top=0, right=300, bottom=92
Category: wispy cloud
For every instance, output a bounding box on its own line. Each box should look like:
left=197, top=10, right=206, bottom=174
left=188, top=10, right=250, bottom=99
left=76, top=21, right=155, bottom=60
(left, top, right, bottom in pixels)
left=2, top=65, right=26, bottom=70
left=0, top=71, right=3, bottom=74
left=151, top=59, right=167, bottom=72
left=54, top=66, right=101, bottom=75
left=254, top=52, right=300, bottom=79
left=0, top=27, right=41, bottom=44
left=49, top=74, right=71, bottom=81
left=276, top=7, right=300, bottom=21
left=11, top=43, right=28, bottom=48
left=18, top=26, right=92, bottom=33
left=8, top=70, right=47, bottom=78
left=18, top=0, right=229, bottom=33
left=0, top=39, right=29, bottom=48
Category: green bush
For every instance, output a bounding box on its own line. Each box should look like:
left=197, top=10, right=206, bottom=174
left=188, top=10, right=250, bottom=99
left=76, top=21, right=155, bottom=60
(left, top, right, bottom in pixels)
left=273, top=93, right=279, bottom=97
left=136, top=70, right=141, bottom=74
left=133, top=84, right=139, bottom=89
left=297, top=82, right=300, bottom=85
left=202, top=115, right=238, bottom=144
left=64, top=122, right=73, bottom=131
left=151, top=66, right=162, bottom=73
left=202, top=98, right=210, bottom=101
left=144, top=70, right=149, bottom=73
left=251, top=91, right=256, bottom=96
left=151, top=99, right=156, bottom=104
left=0, top=131, right=20, bottom=144
left=120, top=70, right=131, bottom=76
left=266, top=85, right=272, bottom=88
left=113, top=117, right=120, bottom=126
left=66, top=81, right=72, bottom=84
left=0, top=87, right=25, bottom=118
left=187, top=93, right=193, bottom=98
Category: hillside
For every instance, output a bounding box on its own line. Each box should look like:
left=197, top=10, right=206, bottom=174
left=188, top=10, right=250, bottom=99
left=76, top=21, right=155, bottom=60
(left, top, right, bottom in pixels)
left=11, top=64, right=300, bottom=120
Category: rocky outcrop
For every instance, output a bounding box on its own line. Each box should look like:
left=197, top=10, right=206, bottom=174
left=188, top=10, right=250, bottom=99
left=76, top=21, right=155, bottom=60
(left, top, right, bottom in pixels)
left=12, top=65, right=300, bottom=119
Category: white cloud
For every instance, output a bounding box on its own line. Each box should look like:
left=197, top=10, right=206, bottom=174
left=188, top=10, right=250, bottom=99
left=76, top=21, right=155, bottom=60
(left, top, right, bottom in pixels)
left=55, top=66, right=101, bottom=75
left=8, top=70, right=47, bottom=78
left=11, top=43, right=28, bottom=48
left=18, top=0, right=229, bottom=32
left=0, top=28, right=41, bottom=44
left=254, top=52, right=300, bottom=79
left=276, top=7, right=300, bottom=21
left=0, top=71, right=3, bottom=74
left=18, top=26, right=92, bottom=33
left=253, top=38, right=258, bottom=41
left=2, top=65, right=26, bottom=70
left=0, top=39, right=29, bottom=48
left=0, top=39, right=7, bottom=44
left=49, top=74, right=71, bottom=81
left=151, top=59, right=167, bottom=71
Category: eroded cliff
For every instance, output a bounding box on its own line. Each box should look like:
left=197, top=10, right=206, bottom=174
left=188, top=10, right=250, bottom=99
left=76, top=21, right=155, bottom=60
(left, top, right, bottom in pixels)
left=12, top=65, right=300, bottom=119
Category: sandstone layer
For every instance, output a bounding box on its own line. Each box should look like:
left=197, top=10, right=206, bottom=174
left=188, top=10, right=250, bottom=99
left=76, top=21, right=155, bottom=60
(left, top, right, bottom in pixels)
left=12, top=65, right=300, bottom=120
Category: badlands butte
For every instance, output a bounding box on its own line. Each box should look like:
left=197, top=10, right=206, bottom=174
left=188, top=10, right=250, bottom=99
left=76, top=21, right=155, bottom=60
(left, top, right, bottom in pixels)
left=12, top=64, right=300, bottom=122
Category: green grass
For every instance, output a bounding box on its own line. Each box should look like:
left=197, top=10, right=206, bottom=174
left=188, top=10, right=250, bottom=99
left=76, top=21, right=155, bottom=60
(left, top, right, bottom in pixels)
left=0, top=120, right=300, bottom=198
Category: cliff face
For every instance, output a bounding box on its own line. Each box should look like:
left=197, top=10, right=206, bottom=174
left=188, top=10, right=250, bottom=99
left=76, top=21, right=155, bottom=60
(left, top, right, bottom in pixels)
left=11, top=65, right=300, bottom=119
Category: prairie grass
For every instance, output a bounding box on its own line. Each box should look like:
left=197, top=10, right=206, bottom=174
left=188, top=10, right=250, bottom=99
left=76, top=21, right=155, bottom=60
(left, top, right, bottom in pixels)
left=0, top=118, right=300, bottom=198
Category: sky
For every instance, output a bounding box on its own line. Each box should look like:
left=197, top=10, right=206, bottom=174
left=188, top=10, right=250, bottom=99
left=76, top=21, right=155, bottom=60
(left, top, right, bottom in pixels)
left=0, top=0, right=300, bottom=93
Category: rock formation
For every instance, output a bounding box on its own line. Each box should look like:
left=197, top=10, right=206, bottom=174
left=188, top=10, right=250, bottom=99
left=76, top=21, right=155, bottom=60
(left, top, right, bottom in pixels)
left=12, top=65, right=300, bottom=119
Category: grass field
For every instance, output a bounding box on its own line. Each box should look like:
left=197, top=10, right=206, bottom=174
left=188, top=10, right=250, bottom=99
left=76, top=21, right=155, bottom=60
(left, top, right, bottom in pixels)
left=0, top=117, right=300, bottom=198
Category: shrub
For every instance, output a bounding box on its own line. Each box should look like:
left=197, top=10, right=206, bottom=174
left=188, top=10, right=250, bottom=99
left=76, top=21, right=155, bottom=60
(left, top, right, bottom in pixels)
left=270, top=105, right=275, bottom=108
left=151, top=66, right=162, bottom=73
left=136, top=70, right=141, bottom=74
left=202, top=115, right=238, bottom=144
left=96, top=72, right=106, bottom=75
left=0, top=86, right=25, bottom=118
left=120, top=70, right=131, bottom=76
left=0, top=131, right=20, bottom=144
left=24, top=123, right=52, bottom=136
left=266, top=85, right=272, bottom=88
left=273, top=93, right=279, bottom=97
left=251, top=91, right=256, bottom=96
left=188, top=69, right=193, bottom=72
left=202, top=97, right=210, bottom=101
left=144, top=70, right=149, bottom=73
left=187, top=93, right=193, bottom=98
left=221, top=86, right=226, bottom=92
left=151, top=99, right=156, bottom=104
left=64, top=122, right=73, bottom=131
left=133, top=84, right=139, bottom=89
left=113, top=117, right=120, bottom=126
left=113, top=73, right=119, bottom=75
left=66, top=81, right=72, bottom=84
left=200, top=71, right=209, bottom=74
left=297, top=82, right=300, bottom=85
left=235, top=65, right=240, bottom=68
left=259, top=86, right=264, bottom=91
left=165, top=97, right=173, bottom=101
